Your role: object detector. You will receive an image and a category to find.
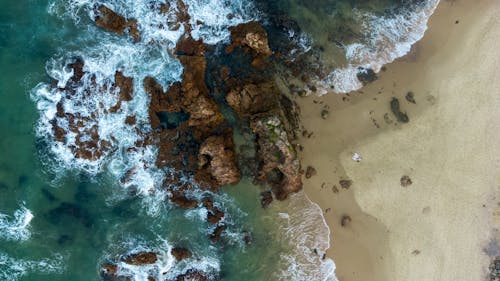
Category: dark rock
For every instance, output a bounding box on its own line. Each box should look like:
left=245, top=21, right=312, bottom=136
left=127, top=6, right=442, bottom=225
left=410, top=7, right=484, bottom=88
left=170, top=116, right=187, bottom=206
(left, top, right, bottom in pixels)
left=400, top=175, right=412, bottom=187
left=339, top=179, right=352, bottom=189
left=305, top=166, right=317, bottom=179
left=341, top=215, right=352, bottom=227
left=260, top=190, right=273, bottom=208
left=210, top=225, right=225, bottom=243
left=202, top=198, right=225, bottom=225
left=0, top=182, right=9, bottom=190
left=243, top=231, right=253, bottom=245
left=321, top=109, right=329, bottom=119
left=390, top=97, right=409, bottom=123
left=171, top=247, right=191, bottom=261
left=100, top=263, right=119, bottom=281
left=357, top=68, right=377, bottom=85
left=405, top=91, right=416, bottom=104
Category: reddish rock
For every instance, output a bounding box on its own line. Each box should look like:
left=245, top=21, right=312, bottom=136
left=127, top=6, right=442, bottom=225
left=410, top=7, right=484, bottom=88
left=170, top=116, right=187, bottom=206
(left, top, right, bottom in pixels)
left=170, top=191, right=198, bottom=209
left=110, top=71, right=134, bottom=112
left=197, top=131, right=240, bottom=187
left=171, top=247, right=191, bottom=261
left=202, top=197, right=225, bottom=225
left=122, top=252, right=158, bottom=265
left=94, top=5, right=140, bottom=41
left=100, top=263, right=118, bottom=280
left=176, top=270, right=209, bottom=281
left=226, top=82, right=280, bottom=117
left=228, top=22, right=272, bottom=57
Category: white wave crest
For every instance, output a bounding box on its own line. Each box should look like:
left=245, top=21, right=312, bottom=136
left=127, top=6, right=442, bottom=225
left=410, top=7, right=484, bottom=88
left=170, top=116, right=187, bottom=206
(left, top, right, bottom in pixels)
left=317, top=0, right=440, bottom=94
left=276, top=192, right=337, bottom=281
left=0, top=206, right=34, bottom=242
left=0, top=252, right=65, bottom=281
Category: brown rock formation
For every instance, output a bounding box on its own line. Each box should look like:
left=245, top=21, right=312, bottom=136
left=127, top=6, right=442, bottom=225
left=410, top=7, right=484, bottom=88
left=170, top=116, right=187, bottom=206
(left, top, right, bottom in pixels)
left=260, top=190, right=273, bottom=208
left=94, top=5, right=140, bottom=41
left=197, top=130, right=240, bottom=188
left=202, top=197, right=225, bottom=225
left=250, top=115, right=302, bottom=200
left=228, top=22, right=272, bottom=57
left=210, top=225, right=225, bottom=243
left=226, top=82, right=280, bottom=117
left=176, top=270, right=209, bottom=281
left=121, top=252, right=158, bottom=265
left=171, top=247, right=191, bottom=261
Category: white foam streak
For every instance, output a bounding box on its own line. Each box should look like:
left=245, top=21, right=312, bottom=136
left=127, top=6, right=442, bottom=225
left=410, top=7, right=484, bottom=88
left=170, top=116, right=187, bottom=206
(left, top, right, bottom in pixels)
left=318, top=0, right=440, bottom=94
left=0, top=206, right=34, bottom=242
left=277, top=192, right=337, bottom=281
left=187, top=0, right=258, bottom=44
left=0, top=252, right=64, bottom=281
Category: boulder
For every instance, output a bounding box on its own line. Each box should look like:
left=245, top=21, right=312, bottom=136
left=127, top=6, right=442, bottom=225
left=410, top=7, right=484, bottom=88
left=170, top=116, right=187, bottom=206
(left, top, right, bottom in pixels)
left=197, top=131, right=241, bottom=188
left=171, top=247, right=191, bottom=262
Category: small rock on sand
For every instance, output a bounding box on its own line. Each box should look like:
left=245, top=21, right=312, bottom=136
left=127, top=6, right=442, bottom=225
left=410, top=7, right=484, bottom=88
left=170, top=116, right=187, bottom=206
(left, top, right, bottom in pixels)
left=305, top=166, right=317, bottom=179
left=406, top=91, right=416, bottom=104
left=400, top=175, right=413, bottom=187
left=321, top=109, right=329, bottom=119
left=339, top=179, right=352, bottom=189
left=341, top=215, right=351, bottom=227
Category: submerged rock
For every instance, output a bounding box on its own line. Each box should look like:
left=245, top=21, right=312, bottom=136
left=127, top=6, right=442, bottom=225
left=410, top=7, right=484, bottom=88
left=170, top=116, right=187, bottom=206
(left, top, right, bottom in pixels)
left=260, top=190, right=274, bottom=208
left=390, top=97, right=409, bottom=123
left=176, top=269, right=209, bottom=281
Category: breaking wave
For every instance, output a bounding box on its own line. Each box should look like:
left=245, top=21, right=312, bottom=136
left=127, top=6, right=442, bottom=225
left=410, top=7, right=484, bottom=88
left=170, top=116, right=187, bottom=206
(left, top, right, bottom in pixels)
left=0, top=205, right=34, bottom=242
left=276, top=192, right=337, bottom=281
left=0, top=252, right=65, bottom=281
left=316, top=0, right=440, bottom=94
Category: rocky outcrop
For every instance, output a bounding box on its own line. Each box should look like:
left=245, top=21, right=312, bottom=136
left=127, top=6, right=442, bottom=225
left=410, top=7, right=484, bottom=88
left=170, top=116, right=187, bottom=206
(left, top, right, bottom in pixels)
left=227, top=22, right=272, bottom=61
left=250, top=115, right=302, bottom=200
left=197, top=131, right=240, bottom=188
left=176, top=270, right=209, bottom=281
left=94, top=5, right=140, bottom=41
left=226, top=82, right=280, bottom=117
left=171, top=247, right=191, bottom=262
left=121, top=252, right=158, bottom=265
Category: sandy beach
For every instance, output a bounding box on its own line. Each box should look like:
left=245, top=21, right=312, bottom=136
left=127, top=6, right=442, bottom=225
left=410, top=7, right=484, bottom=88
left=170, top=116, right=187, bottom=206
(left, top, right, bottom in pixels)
left=297, top=0, right=500, bottom=280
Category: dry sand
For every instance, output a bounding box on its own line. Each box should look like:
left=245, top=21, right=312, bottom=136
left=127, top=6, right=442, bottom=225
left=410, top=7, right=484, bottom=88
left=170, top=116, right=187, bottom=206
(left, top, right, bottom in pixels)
left=297, top=0, right=500, bottom=280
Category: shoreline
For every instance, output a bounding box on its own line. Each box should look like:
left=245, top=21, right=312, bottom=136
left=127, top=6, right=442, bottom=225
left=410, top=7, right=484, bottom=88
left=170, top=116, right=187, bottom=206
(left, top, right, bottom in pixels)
left=298, top=0, right=500, bottom=280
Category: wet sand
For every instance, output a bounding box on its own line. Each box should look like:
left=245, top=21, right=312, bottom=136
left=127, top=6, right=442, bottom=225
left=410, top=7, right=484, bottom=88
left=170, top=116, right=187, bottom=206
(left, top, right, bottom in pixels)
left=296, top=0, right=500, bottom=280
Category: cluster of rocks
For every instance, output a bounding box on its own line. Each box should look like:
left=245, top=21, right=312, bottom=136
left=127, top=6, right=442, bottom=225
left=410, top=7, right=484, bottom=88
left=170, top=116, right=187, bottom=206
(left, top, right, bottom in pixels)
left=52, top=4, right=308, bottom=280
left=49, top=59, right=134, bottom=161
left=100, top=248, right=211, bottom=281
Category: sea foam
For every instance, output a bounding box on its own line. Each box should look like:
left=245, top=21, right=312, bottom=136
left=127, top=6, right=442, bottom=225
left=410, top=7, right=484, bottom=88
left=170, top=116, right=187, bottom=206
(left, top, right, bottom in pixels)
left=276, top=192, right=337, bottom=281
left=0, top=252, right=64, bottom=281
left=0, top=206, right=34, bottom=242
left=316, top=0, right=440, bottom=94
